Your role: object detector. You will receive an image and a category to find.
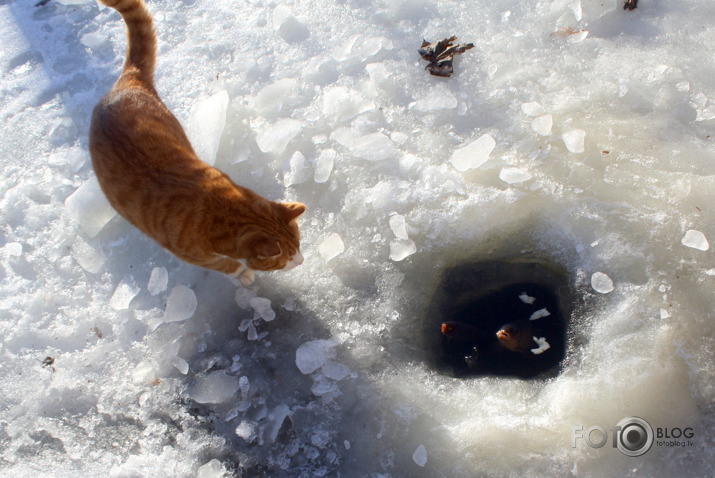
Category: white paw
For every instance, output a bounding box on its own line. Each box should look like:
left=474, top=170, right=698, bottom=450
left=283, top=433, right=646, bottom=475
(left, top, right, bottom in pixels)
left=239, top=269, right=255, bottom=286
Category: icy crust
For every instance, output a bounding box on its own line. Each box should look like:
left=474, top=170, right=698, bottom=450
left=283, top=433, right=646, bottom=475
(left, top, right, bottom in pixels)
left=1, top=0, right=715, bottom=477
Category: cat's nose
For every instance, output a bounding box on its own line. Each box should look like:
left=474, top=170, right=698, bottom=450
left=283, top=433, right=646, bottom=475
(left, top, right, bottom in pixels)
left=293, top=251, right=304, bottom=265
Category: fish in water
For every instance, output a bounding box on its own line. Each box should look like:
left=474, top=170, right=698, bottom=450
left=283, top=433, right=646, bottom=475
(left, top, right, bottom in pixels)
left=441, top=318, right=545, bottom=369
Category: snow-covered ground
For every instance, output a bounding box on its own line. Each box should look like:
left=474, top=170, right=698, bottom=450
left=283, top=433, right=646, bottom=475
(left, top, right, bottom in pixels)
left=1, top=0, right=714, bottom=476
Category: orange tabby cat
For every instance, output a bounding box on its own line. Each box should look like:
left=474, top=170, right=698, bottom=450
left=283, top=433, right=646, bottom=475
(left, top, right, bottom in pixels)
left=89, top=0, right=305, bottom=285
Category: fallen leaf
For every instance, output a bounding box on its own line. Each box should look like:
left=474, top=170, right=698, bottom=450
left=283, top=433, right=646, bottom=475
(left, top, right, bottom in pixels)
left=418, top=36, right=474, bottom=77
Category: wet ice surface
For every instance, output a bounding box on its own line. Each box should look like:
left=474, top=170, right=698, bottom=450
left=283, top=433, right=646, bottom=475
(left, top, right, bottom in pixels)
left=1, top=0, right=715, bottom=477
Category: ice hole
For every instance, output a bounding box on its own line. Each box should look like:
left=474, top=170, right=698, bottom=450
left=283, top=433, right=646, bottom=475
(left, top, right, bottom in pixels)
left=425, top=258, right=572, bottom=379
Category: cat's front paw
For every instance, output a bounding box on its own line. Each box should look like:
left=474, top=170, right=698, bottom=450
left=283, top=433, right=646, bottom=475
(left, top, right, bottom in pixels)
left=238, top=269, right=255, bottom=286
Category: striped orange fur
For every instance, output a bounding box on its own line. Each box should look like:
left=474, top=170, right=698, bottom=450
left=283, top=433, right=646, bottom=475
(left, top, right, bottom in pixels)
left=89, top=0, right=305, bottom=285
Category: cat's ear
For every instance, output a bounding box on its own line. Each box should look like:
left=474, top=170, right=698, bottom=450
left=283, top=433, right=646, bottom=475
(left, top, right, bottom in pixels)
left=254, top=237, right=282, bottom=259
left=278, top=202, right=306, bottom=222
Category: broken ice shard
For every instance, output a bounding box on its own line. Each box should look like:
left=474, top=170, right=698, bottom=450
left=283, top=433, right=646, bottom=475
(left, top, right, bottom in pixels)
left=64, top=176, right=117, bottom=238
left=187, top=90, right=229, bottom=166
left=681, top=229, right=709, bottom=251
left=163, top=285, right=198, bottom=323
left=591, top=272, right=614, bottom=294
left=450, top=134, right=495, bottom=172
left=318, top=233, right=345, bottom=262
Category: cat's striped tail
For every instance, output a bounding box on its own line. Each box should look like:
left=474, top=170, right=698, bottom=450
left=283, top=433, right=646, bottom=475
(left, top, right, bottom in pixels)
left=99, top=0, right=156, bottom=86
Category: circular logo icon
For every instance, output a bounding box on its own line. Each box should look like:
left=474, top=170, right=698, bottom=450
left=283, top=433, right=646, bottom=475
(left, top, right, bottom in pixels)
left=616, top=417, right=654, bottom=457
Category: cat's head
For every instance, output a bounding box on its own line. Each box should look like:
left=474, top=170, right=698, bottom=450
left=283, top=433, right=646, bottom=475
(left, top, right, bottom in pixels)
left=244, top=201, right=306, bottom=272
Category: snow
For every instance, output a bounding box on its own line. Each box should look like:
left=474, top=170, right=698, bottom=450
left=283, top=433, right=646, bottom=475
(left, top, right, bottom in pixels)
left=519, top=293, right=536, bottom=304
left=2, top=0, right=714, bottom=477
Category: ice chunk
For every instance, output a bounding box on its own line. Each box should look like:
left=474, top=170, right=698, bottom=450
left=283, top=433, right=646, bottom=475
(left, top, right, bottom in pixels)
left=235, top=420, right=258, bottom=442
left=295, top=339, right=336, bottom=374
left=230, top=356, right=242, bottom=374
left=109, top=276, right=140, bottom=310
left=314, top=149, right=336, bottom=183
left=681, top=229, right=709, bottom=251
left=322, top=361, right=350, bottom=381
left=187, top=90, right=229, bottom=166
left=318, top=233, right=345, bottom=262
left=529, top=308, right=551, bottom=321
left=591, top=272, right=614, bottom=294
left=163, top=285, right=198, bottom=323
left=80, top=33, right=108, bottom=49
left=188, top=370, right=239, bottom=404
left=389, top=214, right=409, bottom=240
left=349, top=133, right=397, bottom=161
left=253, top=78, right=297, bottom=115
left=235, top=287, right=256, bottom=309
left=273, top=6, right=309, bottom=43
left=412, top=88, right=458, bottom=112
left=255, top=118, right=302, bottom=154
left=450, top=134, right=496, bottom=172
left=283, top=298, right=298, bottom=311
left=71, top=237, right=105, bottom=274
left=519, top=293, right=536, bottom=304
left=171, top=356, right=189, bottom=375
left=522, top=101, right=545, bottom=116
left=284, top=151, right=311, bottom=187
left=197, top=459, right=227, bottom=478
left=311, top=377, right=337, bottom=396
left=267, top=404, right=292, bottom=443
left=249, top=297, right=276, bottom=322
left=499, top=167, right=532, bottom=184
left=64, top=176, right=117, bottom=238
left=246, top=322, right=259, bottom=341
left=531, top=336, right=550, bottom=355
left=389, top=239, right=416, bottom=261
left=660, top=309, right=671, bottom=319
left=531, top=114, right=553, bottom=135
left=147, top=267, right=168, bottom=296
left=48, top=146, right=86, bottom=172
left=322, top=86, right=374, bottom=122
left=412, top=444, right=427, bottom=467
left=238, top=375, right=250, bottom=397
left=562, top=129, right=586, bottom=153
